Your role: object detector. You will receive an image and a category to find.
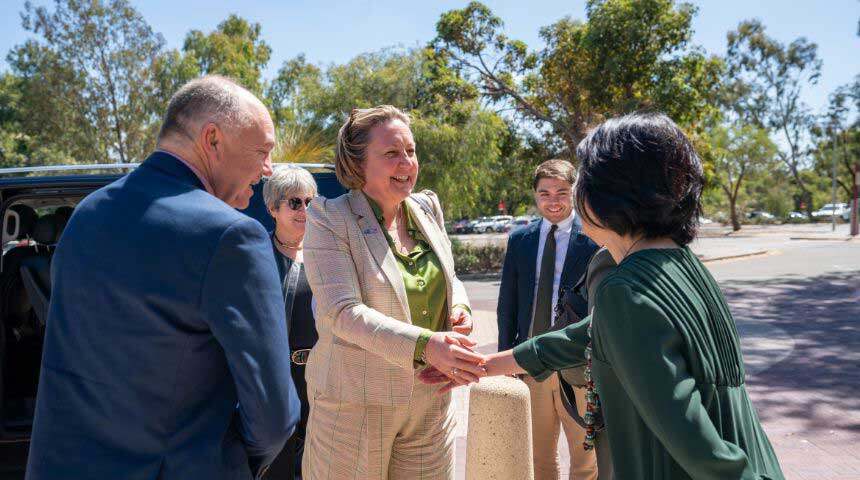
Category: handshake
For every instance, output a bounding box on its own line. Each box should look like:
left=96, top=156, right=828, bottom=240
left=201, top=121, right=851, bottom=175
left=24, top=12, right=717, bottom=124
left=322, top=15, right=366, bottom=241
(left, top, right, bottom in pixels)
left=417, top=308, right=516, bottom=394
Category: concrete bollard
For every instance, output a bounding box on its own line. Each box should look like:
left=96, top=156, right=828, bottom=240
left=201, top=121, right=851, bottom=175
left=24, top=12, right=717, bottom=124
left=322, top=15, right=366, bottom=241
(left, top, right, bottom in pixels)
left=465, top=376, right=534, bottom=480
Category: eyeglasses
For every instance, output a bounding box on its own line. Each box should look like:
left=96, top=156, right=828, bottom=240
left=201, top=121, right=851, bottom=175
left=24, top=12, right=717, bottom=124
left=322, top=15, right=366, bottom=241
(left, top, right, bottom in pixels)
left=281, top=197, right=313, bottom=211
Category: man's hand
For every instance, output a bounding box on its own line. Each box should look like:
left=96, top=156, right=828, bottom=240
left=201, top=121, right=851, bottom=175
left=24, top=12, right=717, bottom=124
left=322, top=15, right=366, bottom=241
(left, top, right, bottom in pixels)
left=450, top=306, right=473, bottom=335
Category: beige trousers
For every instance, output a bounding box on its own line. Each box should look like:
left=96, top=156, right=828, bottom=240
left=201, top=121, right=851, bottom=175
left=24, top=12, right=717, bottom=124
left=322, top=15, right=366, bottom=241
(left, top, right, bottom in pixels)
left=302, top=380, right=456, bottom=480
left=524, top=375, right=598, bottom=480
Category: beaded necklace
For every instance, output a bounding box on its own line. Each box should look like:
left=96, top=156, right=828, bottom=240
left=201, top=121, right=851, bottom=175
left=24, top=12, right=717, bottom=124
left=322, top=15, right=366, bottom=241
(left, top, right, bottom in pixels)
left=583, top=240, right=643, bottom=450
left=582, top=319, right=602, bottom=450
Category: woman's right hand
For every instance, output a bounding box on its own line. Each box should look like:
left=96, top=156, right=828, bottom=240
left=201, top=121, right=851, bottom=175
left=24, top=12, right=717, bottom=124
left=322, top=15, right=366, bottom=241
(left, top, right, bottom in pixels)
left=424, top=332, right=487, bottom=385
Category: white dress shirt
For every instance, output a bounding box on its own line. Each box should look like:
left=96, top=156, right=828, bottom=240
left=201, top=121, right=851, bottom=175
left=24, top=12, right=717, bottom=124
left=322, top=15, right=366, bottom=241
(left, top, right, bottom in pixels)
left=531, top=211, right=580, bottom=329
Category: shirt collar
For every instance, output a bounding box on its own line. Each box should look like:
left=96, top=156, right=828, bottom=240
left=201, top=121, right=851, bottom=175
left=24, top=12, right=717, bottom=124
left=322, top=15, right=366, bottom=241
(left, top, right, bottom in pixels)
left=155, top=149, right=215, bottom=195
left=365, top=195, right=420, bottom=235
left=540, top=210, right=577, bottom=234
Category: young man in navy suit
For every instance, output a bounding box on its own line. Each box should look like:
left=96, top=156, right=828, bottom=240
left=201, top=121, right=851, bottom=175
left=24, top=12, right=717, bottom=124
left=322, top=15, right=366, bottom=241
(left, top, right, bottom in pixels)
left=27, top=76, right=299, bottom=480
left=497, top=160, right=598, bottom=480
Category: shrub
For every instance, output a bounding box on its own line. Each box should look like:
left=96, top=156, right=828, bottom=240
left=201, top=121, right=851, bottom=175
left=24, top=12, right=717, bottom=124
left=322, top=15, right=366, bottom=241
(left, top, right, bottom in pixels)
left=451, top=239, right=506, bottom=274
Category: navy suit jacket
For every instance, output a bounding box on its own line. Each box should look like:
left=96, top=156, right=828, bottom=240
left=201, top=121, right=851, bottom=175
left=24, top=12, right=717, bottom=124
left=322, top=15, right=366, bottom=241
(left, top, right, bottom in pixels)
left=26, top=152, right=299, bottom=480
left=497, top=219, right=598, bottom=351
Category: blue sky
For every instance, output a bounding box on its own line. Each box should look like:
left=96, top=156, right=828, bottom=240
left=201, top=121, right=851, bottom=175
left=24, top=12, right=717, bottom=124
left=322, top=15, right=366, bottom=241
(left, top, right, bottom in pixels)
left=1, top=0, right=857, bottom=115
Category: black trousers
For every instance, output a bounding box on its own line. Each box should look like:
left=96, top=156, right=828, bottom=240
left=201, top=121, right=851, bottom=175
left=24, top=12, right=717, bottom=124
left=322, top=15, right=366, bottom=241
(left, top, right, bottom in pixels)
left=267, top=364, right=309, bottom=479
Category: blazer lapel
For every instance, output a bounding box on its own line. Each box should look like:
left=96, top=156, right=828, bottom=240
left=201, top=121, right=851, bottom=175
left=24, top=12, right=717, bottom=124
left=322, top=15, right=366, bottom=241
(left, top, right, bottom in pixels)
left=560, top=218, right=593, bottom=288
left=520, top=222, right=541, bottom=318
left=405, top=196, right=454, bottom=312
left=348, top=191, right=411, bottom=322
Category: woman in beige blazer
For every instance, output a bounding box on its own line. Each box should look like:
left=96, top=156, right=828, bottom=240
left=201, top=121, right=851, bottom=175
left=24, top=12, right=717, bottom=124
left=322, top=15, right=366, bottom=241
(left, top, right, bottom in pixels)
left=301, top=105, right=486, bottom=480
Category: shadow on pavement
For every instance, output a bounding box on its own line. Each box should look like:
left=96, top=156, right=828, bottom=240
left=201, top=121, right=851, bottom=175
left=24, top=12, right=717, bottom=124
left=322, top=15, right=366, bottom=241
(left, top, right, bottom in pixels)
left=720, top=270, right=860, bottom=436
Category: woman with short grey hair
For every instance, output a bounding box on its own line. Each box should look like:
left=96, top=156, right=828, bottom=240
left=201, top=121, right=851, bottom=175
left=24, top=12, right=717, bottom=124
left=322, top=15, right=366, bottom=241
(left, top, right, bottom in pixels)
left=263, top=164, right=318, bottom=212
left=264, top=165, right=319, bottom=480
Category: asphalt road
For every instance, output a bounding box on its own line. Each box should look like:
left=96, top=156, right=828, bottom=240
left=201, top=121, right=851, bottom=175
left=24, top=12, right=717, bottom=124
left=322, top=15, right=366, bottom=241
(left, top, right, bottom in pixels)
left=455, top=237, right=860, bottom=480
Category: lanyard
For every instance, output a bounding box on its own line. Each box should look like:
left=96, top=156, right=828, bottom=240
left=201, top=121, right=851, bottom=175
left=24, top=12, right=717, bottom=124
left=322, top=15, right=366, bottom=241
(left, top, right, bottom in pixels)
left=282, top=258, right=301, bottom=331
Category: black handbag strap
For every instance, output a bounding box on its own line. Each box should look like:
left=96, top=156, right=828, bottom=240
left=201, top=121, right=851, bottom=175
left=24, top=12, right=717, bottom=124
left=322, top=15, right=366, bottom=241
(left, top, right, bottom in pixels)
left=557, top=372, right=588, bottom=428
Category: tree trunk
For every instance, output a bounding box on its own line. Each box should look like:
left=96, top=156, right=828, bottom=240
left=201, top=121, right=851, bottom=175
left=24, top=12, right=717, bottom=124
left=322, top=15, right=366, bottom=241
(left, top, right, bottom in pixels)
left=729, top=197, right=741, bottom=231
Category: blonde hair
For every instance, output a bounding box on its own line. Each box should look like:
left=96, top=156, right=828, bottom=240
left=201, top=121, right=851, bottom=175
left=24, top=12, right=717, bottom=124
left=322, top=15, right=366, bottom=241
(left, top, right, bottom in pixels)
left=334, top=105, right=411, bottom=190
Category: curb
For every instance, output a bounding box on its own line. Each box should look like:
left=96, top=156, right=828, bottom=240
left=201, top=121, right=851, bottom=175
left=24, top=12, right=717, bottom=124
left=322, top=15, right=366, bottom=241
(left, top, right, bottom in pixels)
left=789, top=236, right=857, bottom=242
left=460, top=249, right=773, bottom=277
left=459, top=272, right=502, bottom=281
left=699, top=250, right=771, bottom=263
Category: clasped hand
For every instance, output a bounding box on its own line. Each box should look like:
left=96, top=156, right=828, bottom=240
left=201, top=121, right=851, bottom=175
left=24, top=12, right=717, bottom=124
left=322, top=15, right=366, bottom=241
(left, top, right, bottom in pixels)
left=421, top=329, right=486, bottom=394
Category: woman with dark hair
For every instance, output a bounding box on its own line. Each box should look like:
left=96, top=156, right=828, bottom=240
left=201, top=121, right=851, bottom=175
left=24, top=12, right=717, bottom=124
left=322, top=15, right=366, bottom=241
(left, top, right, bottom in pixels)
left=424, top=112, right=784, bottom=479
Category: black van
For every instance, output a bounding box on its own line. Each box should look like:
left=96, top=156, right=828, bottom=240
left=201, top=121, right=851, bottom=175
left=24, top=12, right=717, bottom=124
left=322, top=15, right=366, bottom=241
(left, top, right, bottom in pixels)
left=0, top=163, right=345, bottom=477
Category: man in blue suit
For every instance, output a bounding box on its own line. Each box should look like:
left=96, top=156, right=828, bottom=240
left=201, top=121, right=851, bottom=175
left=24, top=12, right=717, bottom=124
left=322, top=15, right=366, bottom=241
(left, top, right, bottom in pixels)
left=497, top=160, right=599, bottom=480
left=26, top=76, right=299, bottom=479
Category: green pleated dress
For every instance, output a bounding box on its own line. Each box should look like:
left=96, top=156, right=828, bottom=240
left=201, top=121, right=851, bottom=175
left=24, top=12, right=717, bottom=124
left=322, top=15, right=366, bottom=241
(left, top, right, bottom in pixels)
left=513, top=247, right=784, bottom=480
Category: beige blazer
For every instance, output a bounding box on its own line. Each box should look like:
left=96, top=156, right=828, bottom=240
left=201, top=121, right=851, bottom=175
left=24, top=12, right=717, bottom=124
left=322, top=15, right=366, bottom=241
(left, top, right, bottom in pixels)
left=303, top=189, right=470, bottom=406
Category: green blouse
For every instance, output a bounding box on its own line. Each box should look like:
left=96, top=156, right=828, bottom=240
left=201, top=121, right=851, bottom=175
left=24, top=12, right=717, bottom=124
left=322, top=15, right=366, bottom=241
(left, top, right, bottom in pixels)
left=513, top=247, right=784, bottom=480
left=367, top=197, right=468, bottom=364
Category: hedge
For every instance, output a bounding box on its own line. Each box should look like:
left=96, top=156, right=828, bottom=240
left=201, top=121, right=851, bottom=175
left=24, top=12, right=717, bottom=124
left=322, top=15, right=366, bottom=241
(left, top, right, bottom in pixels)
left=451, top=239, right=506, bottom=274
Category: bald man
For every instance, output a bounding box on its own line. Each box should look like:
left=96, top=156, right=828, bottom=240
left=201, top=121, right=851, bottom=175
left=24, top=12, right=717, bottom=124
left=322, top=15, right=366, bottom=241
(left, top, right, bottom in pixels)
left=26, top=75, right=299, bottom=480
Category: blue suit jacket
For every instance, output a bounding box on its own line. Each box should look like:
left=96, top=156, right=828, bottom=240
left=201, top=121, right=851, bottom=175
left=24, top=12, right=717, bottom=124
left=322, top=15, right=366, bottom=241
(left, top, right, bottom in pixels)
left=497, top=219, right=598, bottom=351
left=26, top=152, right=299, bottom=480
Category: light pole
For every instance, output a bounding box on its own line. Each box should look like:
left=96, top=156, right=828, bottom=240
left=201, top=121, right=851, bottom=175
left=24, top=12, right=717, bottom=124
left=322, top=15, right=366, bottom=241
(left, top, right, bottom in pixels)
left=830, top=127, right=838, bottom=232
left=852, top=162, right=859, bottom=237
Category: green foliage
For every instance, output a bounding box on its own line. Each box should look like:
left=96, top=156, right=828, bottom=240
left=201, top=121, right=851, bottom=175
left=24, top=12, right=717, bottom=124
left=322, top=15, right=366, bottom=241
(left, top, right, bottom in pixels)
left=265, top=54, right=323, bottom=128
left=263, top=47, right=519, bottom=218
left=706, top=123, right=777, bottom=229
left=725, top=19, right=822, bottom=214
left=181, top=15, right=271, bottom=94
left=412, top=102, right=508, bottom=218
left=7, top=0, right=164, bottom=164
left=272, top=124, right=333, bottom=165
left=150, top=49, right=200, bottom=115
left=811, top=127, right=859, bottom=205
left=451, top=238, right=505, bottom=274
left=0, top=0, right=851, bottom=228
left=0, top=72, right=70, bottom=167
left=432, top=0, right=723, bottom=156
left=809, top=76, right=860, bottom=206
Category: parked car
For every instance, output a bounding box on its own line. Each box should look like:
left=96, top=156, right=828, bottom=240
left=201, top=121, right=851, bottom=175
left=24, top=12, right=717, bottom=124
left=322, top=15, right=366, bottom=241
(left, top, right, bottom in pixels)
left=504, top=217, right=532, bottom=233
left=746, top=210, right=775, bottom=220
left=490, top=215, right=513, bottom=232
left=464, top=216, right=491, bottom=234
left=473, top=215, right=513, bottom=233
left=787, top=211, right=807, bottom=220
left=451, top=218, right=471, bottom=234
left=842, top=204, right=857, bottom=222
left=0, top=162, right=346, bottom=477
left=471, top=216, right=503, bottom=234
left=812, top=203, right=849, bottom=218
